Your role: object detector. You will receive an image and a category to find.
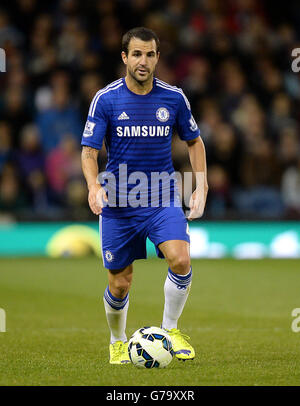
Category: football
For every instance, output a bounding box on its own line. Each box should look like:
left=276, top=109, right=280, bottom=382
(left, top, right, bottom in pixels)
left=128, top=326, right=174, bottom=368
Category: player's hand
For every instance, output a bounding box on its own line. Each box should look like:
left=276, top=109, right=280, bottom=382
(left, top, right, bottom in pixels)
left=88, top=184, right=108, bottom=215
left=187, top=183, right=208, bottom=221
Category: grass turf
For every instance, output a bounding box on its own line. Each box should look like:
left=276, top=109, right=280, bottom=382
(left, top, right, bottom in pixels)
left=0, top=257, right=299, bottom=386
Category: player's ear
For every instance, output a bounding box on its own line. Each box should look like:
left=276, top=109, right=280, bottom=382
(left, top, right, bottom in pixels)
left=121, top=51, right=127, bottom=65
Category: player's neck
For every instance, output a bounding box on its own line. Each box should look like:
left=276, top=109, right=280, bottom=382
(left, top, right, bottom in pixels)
left=125, top=75, right=154, bottom=95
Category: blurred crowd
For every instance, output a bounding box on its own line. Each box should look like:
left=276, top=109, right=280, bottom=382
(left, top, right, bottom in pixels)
left=1, top=0, right=300, bottom=221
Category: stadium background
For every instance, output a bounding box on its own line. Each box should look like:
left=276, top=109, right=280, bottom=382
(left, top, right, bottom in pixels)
left=1, top=0, right=300, bottom=387
left=1, top=0, right=300, bottom=258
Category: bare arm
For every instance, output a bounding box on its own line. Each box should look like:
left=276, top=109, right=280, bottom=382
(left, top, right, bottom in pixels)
left=81, top=146, right=99, bottom=188
left=81, top=146, right=107, bottom=215
left=186, top=136, right=209, bottom=220
left=186, top=136, right=208, bottom=186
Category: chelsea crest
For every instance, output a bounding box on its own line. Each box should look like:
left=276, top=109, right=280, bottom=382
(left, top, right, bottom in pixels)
left=105, top=250, right=114, bottom=262
left=156, top=107, right=169, bottom=122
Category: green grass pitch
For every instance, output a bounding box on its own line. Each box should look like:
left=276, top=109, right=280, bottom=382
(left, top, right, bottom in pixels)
left=0, top=257, right=300, bottom=386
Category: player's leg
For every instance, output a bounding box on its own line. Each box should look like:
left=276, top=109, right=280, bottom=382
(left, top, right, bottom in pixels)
left=158, top=239, right=192, bottom=327
left=158, top=239, right=194, bottom=360
left=159, top=240, right=193, bottom=333
left=105, top=264, right=133, bottom=343
left=146, top=206, right=194, bottom=360
left=103, top=264, right=133, bottom=364
left=100, top=214, right=147, bottom=364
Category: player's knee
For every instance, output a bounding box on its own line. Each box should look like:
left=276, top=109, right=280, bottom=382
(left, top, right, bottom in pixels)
left=169, top=254, right=190, bottom=275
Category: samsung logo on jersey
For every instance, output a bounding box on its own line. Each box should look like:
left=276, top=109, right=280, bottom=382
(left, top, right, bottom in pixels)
left=116, top=125, right=170, bottom=137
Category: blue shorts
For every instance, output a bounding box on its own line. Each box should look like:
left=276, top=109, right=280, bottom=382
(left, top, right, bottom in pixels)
left=99, top=207, right=190, bottom=270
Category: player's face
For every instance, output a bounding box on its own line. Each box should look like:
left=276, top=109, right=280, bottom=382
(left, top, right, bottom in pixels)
left=122, top=38, right=159, bottom=83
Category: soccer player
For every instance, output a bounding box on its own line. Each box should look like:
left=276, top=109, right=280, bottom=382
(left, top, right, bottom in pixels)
left=81, top=27, right=208, bottom=364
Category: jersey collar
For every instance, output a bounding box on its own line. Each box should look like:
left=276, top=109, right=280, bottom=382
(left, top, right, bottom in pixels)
left=122, top=77, right=156, bottom=97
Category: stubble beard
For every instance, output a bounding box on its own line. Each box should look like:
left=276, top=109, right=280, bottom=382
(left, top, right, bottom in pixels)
left=128, top=67, right=153, bottom=87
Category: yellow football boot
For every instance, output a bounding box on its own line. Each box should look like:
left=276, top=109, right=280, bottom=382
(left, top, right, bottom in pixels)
left=109, top=341, right=130, bottom=364
left=165, top=329, right=195, bottom=361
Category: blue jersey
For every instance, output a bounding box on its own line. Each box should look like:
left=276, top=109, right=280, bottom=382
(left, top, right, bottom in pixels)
left=81, top=77, right=200, bottom=217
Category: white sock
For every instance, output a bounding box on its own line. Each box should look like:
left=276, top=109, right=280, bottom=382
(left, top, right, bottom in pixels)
left=162, top=267, right=192, bottom=330
left=103, top=286, right=129, bottom=344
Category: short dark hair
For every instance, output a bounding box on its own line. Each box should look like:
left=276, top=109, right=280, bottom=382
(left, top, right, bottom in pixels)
left=122, top=27, right=160, bottom=55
